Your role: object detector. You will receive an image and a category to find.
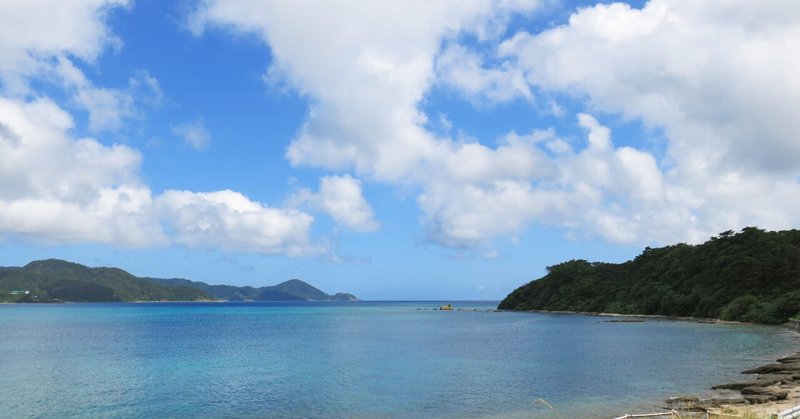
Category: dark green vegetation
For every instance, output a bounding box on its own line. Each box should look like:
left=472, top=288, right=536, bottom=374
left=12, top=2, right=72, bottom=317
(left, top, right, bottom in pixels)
left=148, top=277, right=358, bottom=301
left=0, top=259, right=211, bottom=302
left=499, top=228, right=800, bottom=324
left=0, top=259, right=357, bottom=303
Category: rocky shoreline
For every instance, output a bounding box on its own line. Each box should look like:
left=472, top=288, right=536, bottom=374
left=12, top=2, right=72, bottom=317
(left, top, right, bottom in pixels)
left=665, top=351, right=800, bottom=414
left=713, top=353, right=800, bottom=401
left=522, top=309, right=800, bottom=416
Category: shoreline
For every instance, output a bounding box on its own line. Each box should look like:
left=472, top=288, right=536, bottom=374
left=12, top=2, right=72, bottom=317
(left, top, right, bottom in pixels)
left=696, top=350, right=800, bottom=417
left=514, top=308, right=783, bottom=326
left=658, top=351, right=800, bottom=418
left=513, top=309, right=800, bottom=417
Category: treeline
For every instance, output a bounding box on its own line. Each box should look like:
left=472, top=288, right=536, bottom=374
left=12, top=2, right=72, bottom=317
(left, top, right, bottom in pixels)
left=499, top=228, right=800, bottom=324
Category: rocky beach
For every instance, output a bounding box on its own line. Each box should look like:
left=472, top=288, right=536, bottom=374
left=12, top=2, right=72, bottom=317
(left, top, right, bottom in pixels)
left=665, top=349, right=800, bottom=417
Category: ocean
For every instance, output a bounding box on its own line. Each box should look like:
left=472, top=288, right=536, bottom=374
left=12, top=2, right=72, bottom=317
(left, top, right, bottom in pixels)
left=0, top=301, right=796, bottom=418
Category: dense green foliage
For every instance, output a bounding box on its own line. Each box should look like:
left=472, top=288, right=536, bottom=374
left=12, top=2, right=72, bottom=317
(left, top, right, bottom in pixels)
left=499, top=228, right=800, bottom=324
left=0, top=259, right=212, bottom=303
left=150, top=277, right=358, bottom=301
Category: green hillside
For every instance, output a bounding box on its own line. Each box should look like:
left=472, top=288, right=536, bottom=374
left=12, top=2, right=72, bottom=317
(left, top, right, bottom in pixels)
left=1, top=259, right=358, bottom=303
left=149, top=277, right=358, bottom=301
left=499, top=227, right=800, bottom=324
left=0, top=259, right=212, bottom=302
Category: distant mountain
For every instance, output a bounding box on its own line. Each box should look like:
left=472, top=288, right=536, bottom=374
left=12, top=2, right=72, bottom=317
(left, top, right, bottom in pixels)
left=499, top=227, right=800, bottom=324
left=149, top=277, right=359, bottom=302
left=0, top=258, right=358, bottom=303
left=0, top=259, right=212, bottom=302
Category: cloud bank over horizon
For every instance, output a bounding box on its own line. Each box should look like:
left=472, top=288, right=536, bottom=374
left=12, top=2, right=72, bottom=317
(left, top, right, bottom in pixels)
left=1, top=0, right=799, bottom=260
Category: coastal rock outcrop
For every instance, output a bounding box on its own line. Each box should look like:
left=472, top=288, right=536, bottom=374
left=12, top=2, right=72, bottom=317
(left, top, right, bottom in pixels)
left=668, top=351, right=800, bottom=413
left=710, top=351, right=800, bottom=404
left=742, top=362, right=800, bottom=374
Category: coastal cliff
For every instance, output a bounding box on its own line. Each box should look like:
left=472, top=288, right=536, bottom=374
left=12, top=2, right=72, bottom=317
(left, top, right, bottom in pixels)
left=499, top=227, right=800, bottom=324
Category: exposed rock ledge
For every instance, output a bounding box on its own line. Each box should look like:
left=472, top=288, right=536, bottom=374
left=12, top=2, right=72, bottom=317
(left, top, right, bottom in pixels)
left=666, top=352, right=800, bottom=412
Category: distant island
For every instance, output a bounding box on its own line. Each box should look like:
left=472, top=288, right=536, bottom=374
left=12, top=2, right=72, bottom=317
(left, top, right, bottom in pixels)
left=499, top=227, right=800, bottom=324
left=0, top=259, right=357, bottom=303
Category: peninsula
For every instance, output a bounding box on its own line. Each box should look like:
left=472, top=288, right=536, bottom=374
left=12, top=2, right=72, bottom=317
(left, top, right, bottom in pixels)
left=499, top=227, right=800, bottom=324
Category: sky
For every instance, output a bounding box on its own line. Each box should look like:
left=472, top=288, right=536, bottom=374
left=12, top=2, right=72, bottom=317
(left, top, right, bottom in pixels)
left=1, top=0, right=799, bottom=300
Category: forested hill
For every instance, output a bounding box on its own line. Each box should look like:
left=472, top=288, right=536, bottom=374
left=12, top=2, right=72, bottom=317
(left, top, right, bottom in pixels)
left=0, top=259, right=358, bottom=303
left=148, top=277, right=359, bottom=302
left=0, top=259, right=212, bottom=302
left=499, top=228, right=800, bottom=324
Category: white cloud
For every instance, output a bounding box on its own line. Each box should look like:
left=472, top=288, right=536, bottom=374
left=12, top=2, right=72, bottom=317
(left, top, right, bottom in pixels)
left=192, top=0, right=554, bottom=248
left=501, top=1, right=800, bottom=174
left=157, top=190, right=317, bottom=256
left=0, top=97, right=319, bottom=254
left=3, top=0, right=794, bottom=255
left=292, top=175, right=379, bottom=233
left=1, top=3, right=157, bottom=134
left=316, top=175, right=379, bottom=233
left=75, top=86, right=135, bottom=132
left=0, top=0, right=130, bottom=95
left=56, top=56, right=164, bottom=133
left=193, top=0, right=543, bottom=182
left=576, top=113, right=610, bottom=152
left=0, top=97, right=164, bottom=246
left=538, top=114, right=800, bottom=246
left=172, top=118, right=212, bottom=150
left=495, top=0, right=800, bottom=243
left=435, top=44, right=531, bottom=105
left=0, top=0, right=162, bottom=246
left=191, top=0, right=800, bottom=249
left=420, top=180, right=550, bottom=248
left=0, top=0, right=324, bottom=257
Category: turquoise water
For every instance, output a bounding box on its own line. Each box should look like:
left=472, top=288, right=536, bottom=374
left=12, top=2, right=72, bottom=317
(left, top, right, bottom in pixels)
left=0, top=302, right=796, bottom=418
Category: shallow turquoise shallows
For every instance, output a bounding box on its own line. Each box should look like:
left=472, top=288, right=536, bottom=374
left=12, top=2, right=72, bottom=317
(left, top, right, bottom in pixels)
left=0, top=302, right=796, bottom=418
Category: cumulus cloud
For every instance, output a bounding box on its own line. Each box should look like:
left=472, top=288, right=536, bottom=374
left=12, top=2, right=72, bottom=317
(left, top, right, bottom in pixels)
left=435, top=44, right=531, bottom=105
left=0, top=0, right=321, bottom=257
left=172, top=118, right=212, bottom=150
left=192, top=0, right=551, bottom=248
left=0, top=95, right=320, bottom=254
left=0, top=0, right=130, bottom=94
left=7, top=0, right=796, bottom=255
left=0, top=0, right=164, bottom=246
left=500, top=0, right=800, bottom=175
left=193, top=0, right=543, bottom=182
left=194, top=0, right=800, bottom=249
left=533, top=114, right=800, bottom=245
left=495, top=0, right=800, bottom=242
left=157, top=190, right=317, bottom=255
left=0, top=2, right=161, bottom=134
left=292, top=175, right=379, bottom=233
left=0, top=97, right=163, bottom=246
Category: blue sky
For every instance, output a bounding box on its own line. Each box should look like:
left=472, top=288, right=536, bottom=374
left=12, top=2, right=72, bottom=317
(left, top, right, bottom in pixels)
left=1, top=0, right=799, bottom=300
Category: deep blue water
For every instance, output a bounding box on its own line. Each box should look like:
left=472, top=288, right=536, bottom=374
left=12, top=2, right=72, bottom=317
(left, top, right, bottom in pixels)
left=0, top=301, right=796, bottom=418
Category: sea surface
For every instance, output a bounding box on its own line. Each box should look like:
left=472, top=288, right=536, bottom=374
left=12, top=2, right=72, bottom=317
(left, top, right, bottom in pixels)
left=0, top=301, right=797, bottom=418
